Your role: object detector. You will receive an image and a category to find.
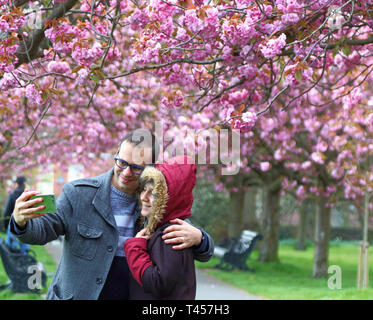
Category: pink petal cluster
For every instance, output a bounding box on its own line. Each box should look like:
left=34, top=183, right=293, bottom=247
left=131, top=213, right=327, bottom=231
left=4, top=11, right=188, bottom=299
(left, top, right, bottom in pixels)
left=259, top=33, right=287, bottom=59
left=25, top=84, right=43, bottom=106
left=259, top=162, right=271, bottom=172
left=129, top=9, right=150, bottom=31
left=0, top=15, right=25, bottom=32
left=161, top=90, right=184, bottom=109
left=0, top=72, right=18, bottom=90
left=75, top=68, right=89, bottom=84
left=47, top=61, right=70, bottom=74
left=184, top=7, right=220, bottom=39
left=71, top=43, right=104, bottom=67
left=233, top=111, right=257, bottom=132
left=222, top=17, right=257, bottom=46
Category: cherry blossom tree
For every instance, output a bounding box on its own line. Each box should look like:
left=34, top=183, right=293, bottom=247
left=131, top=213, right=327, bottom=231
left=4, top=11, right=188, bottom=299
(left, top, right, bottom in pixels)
left=1, top=0, right=372, bottom=170
left=186, top=68, right=373, bottom=275
left=1, top=0, right=373, bottom=278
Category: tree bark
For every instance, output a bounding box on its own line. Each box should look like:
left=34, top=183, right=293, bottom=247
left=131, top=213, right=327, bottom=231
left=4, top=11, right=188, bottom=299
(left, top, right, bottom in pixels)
left=259, top=184, right=281, bottom=262
left=228, top=189, right=245, bottom=238
left=295, top=202, right=308, bottom=250
left=312, top=197, right=331, bottom=278
left=242, top=187, right=259, bottom=230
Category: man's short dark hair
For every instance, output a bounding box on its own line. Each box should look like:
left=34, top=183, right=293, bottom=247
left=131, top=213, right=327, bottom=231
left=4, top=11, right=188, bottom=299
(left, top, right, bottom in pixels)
left=119, top=129, right=160, bottom=164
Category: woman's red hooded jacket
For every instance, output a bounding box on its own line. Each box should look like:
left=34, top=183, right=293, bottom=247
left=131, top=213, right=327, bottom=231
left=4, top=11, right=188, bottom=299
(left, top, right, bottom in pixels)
left=123, top=156, right=197, bottom=299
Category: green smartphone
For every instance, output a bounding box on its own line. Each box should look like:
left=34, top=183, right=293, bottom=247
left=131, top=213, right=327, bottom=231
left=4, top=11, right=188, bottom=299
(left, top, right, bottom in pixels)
left=29, top=194, right=57, bottom=214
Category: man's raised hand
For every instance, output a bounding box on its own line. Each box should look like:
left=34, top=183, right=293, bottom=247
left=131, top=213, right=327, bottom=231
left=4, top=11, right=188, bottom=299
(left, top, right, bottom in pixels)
left=162, top=218, right=203, bottom=250
left=13, top=190, right=46, bottom=228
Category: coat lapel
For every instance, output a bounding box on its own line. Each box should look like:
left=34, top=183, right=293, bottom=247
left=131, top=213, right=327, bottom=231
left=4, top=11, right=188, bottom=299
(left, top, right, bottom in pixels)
left=92, top=168, right=117, bottom=229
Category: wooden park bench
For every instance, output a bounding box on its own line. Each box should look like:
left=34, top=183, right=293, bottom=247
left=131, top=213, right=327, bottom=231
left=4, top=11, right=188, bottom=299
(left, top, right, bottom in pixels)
left=214, top=230, right=263, bottom=272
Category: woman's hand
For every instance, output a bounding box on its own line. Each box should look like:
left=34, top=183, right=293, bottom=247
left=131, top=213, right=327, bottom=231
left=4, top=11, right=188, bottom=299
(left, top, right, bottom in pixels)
left=135, top=228, right=152, bottom=240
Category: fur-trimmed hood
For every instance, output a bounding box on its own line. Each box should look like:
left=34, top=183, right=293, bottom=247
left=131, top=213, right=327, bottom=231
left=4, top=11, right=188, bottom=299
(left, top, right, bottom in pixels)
left=139, top=155, right=196, bottom=234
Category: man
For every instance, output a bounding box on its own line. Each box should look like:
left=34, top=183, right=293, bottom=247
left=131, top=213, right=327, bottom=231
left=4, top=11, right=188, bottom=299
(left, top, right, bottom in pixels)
left=9, top=130, right=214, bottom=300
left=3, top=176, right=30, bottom=254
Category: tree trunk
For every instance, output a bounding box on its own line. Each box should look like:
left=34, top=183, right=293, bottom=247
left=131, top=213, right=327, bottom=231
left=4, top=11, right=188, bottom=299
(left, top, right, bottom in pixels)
left=312, top=197, right=331, bottom=278
left=296, top=202, right=308, bottom=250
left=228, top=189, right=245, bottom=238
left=242, top=187, right=260, bottom=230
left=259, top=185, right=281, bottom=262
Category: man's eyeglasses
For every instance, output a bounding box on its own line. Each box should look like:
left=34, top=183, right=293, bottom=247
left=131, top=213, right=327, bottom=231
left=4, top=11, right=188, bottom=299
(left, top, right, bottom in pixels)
left=114, top=157, right=144, bottom=175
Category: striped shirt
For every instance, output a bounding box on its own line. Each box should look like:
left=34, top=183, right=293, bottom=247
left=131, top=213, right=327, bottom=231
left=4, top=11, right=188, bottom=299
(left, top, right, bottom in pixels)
left=110, top=185, right=139, bottom=257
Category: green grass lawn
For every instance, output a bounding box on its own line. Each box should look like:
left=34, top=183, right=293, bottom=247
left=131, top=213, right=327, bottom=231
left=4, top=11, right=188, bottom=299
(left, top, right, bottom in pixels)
left=196, top=240, right=373, bottom=300
left=0, top=232, right=57, bottom=300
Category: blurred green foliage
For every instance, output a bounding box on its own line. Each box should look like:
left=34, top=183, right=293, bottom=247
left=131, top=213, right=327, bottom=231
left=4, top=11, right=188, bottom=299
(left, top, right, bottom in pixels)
left=191, top=180, right=230, bottom=241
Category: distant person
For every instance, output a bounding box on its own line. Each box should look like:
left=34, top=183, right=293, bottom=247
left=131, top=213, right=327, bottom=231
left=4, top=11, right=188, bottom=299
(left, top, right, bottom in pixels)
left=124, top=156, right=197, bottom=299
left=3, top=176, right=30, bottom=254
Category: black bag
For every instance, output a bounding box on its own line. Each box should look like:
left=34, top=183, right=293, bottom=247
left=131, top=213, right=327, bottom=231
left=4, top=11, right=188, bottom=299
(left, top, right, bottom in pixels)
left=0, top=238, right=47, bottom=293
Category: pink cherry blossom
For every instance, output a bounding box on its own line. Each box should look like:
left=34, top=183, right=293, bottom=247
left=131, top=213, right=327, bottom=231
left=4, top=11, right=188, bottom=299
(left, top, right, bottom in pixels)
left=75, top=68, right=89, bottom=84
left=259, top=33, right=287, bottom=59
left=0, top=72, right=18, bottom=90
left=296, top=185, right=307, bottom=201
left=260, top=162, right=271, bottom=172
left=47, top=61, right=70, bottom=74
left=311, top=152, right=324, bottom=165
left=129, top=8, right=150, bottom=31
left=25, top=84, right=43, bottom=106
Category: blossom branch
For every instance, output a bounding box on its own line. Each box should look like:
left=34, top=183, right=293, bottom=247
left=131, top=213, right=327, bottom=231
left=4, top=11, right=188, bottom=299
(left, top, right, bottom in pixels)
left=15, top=0, right=79, bottom=68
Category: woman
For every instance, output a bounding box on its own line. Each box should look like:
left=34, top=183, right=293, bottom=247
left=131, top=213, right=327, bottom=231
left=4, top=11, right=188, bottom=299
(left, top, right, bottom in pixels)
left=123, top=156, right=197, bottom=299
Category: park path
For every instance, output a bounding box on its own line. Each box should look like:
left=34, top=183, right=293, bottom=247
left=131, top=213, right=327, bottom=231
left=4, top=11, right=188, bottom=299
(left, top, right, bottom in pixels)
left=45, top=239, right=264, bottom=300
